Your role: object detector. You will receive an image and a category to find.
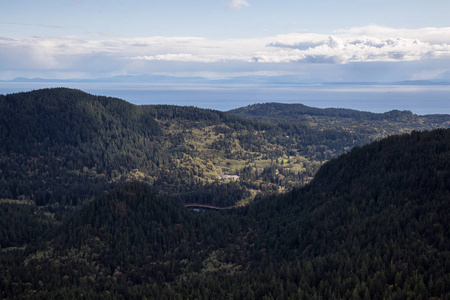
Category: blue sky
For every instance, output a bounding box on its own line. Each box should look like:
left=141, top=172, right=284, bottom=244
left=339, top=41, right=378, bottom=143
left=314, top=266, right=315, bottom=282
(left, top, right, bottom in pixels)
left=1, top=0, right=450, bottom=82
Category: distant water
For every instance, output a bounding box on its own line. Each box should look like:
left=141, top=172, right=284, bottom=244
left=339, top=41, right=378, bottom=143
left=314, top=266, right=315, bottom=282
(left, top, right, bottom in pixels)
left=1, top=82, right=449, bottom=115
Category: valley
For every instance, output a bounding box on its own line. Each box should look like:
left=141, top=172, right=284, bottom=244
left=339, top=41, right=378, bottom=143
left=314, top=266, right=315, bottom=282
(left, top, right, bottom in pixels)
left=1, top=88, right=449, bottom=209
left=0, top=88, right=449, bottom=298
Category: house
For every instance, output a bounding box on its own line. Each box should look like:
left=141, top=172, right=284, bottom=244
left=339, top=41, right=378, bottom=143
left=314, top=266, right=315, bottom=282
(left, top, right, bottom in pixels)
left=219, top=173, right=240, bottom=180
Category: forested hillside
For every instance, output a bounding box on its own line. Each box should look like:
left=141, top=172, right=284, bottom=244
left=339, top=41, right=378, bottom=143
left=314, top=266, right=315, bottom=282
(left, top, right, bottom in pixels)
left=229, top=102, right=450, bottom=123
left=1, top=129, right=449, bottom=299
left=1, top=88, right=449, bottom=210
left=0, top=88, right=160, bottom=206
left=229, top=102, right=450, bottom=138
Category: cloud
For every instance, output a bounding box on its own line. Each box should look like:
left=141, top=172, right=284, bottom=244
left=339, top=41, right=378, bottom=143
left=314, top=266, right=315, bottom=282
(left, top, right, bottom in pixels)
left=227, top=0, right=250, bottom=10
left=132, top=54, right=221, bottom=63
left=1, top=25, right=450, bottom=81
left=261, top=28, right=450, bottom=64
left=337, top=25, right=450, bottom=45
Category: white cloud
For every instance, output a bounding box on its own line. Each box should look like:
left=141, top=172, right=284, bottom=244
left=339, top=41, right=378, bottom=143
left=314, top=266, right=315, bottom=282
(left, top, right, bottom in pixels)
left=1, top=25, right=450, bottom=80
left=337, top=25, right=450, bottom=45
left=132, top=54, right=221, bottom=63
left=260, top=27, right=450, bottom=64
left=263, top=36, right=450, bottom=64
left=227, top=0, right=250, bottom=10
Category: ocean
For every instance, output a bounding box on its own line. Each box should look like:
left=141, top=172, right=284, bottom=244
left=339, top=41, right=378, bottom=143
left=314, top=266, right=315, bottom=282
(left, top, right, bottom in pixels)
left=1, top=82, right=449, bottom=115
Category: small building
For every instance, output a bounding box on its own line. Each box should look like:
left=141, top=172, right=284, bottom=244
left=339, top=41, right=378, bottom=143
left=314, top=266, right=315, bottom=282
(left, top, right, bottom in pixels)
left=219, top=173, right=240, bottom=180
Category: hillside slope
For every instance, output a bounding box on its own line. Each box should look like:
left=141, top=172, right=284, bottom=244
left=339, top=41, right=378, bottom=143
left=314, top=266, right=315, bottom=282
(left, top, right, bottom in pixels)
left=229, top=102, right=450, bottom=140
left=229, top=102, right=450, bottom=123
left=1, top=129, right=449, bottom=299
left=0, top=88, right=161, bottom=206
left=247, top=129, right=450, bottom=298
left=2, top=89, right=450, bottom=210
left=6, top=88, right=449, bottom=209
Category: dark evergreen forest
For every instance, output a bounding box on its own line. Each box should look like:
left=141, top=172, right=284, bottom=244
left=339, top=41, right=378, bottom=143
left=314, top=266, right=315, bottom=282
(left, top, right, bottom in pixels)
left=1, top=88, right=449, bottom=209
left=0, top=89, right=449, bottom=298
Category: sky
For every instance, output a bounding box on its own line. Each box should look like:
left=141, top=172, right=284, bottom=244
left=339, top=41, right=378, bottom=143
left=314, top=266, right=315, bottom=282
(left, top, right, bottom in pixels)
left=1, top=0, right=450, bottom=82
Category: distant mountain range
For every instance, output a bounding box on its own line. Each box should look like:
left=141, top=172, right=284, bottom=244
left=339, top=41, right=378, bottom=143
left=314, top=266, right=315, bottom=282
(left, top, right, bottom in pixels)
left=2, top=74, right=450, bottom=86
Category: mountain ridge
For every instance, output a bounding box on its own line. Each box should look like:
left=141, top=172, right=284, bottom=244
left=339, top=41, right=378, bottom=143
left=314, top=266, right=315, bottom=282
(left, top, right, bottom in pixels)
left=1, top=88, right=449, bottom=208
left=228, top=101, right=450, bottom=120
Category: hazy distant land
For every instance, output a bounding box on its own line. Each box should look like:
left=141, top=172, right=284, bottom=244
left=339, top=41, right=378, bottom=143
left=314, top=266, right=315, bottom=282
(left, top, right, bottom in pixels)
left=1, top=76, right=449, bottom=114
